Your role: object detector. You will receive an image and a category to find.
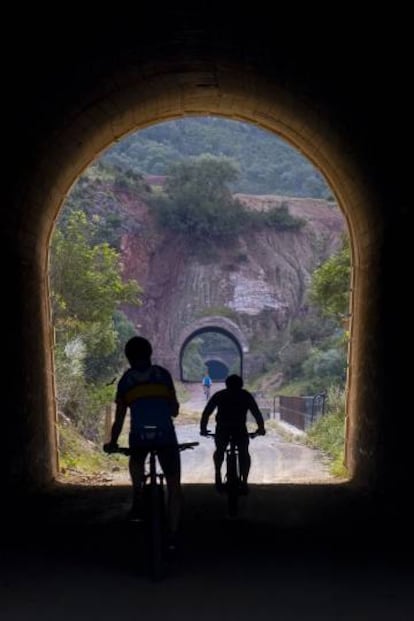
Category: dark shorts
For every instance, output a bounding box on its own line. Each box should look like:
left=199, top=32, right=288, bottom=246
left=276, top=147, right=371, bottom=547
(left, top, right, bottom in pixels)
left=215, top=427, right=249, bottom=454
left=129, top=435, right=180, bottom=477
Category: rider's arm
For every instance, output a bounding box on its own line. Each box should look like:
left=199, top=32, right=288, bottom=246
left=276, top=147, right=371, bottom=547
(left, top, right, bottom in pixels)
left=200, top=394, right=217, bottom=434
left=248, top=393, right=266, bottom=434
left=165, top=369, right=180, bottom=417
left=108, top=401, right=127, bottom=445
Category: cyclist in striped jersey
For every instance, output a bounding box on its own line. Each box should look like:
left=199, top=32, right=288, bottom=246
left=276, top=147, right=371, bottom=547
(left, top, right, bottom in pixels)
left=104, top=337, right=181, bottom=539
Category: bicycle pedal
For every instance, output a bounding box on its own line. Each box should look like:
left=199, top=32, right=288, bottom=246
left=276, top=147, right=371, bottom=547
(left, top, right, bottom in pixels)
left=127, top=512, right=145, bottom=523
left=165, top=535, right=179, bottom=554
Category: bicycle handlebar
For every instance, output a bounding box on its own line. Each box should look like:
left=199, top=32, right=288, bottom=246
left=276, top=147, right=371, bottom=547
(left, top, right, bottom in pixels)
left=104, top=441, right=199, bottom=455
left=178, top=441, right=200, bottom=450
left=202, top=431, right=260, bottom=439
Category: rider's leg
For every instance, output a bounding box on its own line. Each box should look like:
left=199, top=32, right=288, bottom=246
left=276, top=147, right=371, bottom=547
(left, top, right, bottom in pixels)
left=213, top=448, right=225, bottom=485
left=238, top=435, right=251, bottom=488
left=214, top=431, right=228, bottom=488
left=129, top=452, right=146, bottom=515
left=165, top=473, right=182, bottom=536
left=159, top=447, right=182, bottom=540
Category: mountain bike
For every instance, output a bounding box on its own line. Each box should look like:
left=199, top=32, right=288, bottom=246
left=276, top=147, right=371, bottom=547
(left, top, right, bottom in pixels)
left=205, top=430, right=258, bottom=518
left=105, top=436, right=199, bottom=580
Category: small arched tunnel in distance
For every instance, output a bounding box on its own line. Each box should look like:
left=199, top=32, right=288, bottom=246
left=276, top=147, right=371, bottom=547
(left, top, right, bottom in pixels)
left=204, top=359, right=229, bottom=381
left=179, top=326, right=243, bottom=382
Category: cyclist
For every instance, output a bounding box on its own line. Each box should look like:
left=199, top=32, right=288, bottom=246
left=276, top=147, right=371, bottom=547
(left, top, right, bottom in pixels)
left=202, top=370, right=212, bottom=400
left=200, top=374, right=266, bottom=494
left=103, top=336, right=181, bottom=547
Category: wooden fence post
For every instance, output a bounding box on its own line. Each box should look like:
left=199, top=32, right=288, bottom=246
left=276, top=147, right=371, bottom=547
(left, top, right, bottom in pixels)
left=104, top=403, right=113, bottom=442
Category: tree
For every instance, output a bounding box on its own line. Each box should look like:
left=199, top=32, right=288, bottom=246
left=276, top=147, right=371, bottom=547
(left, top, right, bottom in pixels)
left=309, top=235, right=351, bottom=321
left=150, top=155, right=247, bottom=241
left=50, top=209, right=142, bottom=436
left=51, top=210, right=140, bottom=333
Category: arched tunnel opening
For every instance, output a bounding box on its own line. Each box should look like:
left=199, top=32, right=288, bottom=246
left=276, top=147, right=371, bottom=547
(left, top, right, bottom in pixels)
left=180, top=328, right=243, bottom=382
left=2, top=13, right=411, bottom=616
left=47, top=111, right=351, bottom=492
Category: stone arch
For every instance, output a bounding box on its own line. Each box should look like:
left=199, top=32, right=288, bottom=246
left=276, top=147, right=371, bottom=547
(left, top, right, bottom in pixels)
left=178, top=317, right=247, bottom=381
left=6, top=49, right=385, bottom=490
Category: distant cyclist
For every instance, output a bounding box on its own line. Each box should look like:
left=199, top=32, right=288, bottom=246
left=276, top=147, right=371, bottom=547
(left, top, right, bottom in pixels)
left=200, top=374, right=266, bottom=493
left=202, top=370, right=212, bottom=400
left=103, top=336, right=181, bottom=547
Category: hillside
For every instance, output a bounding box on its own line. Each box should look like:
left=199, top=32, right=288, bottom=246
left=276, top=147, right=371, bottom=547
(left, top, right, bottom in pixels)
left=57, top=157, right=347, bottom=397
left=119, top=191, right=345, bottom=380
left=100, top=116, right=331, bottom=198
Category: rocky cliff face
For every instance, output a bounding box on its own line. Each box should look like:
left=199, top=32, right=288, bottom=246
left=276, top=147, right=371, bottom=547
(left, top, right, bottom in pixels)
left=120, top=194, right=345, bottom=377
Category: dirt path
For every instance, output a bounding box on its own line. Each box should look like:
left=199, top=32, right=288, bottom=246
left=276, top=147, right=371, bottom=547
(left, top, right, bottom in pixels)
left=94, top=380, right=335, bottom=484
left=179, top=381, right=225, bottom=413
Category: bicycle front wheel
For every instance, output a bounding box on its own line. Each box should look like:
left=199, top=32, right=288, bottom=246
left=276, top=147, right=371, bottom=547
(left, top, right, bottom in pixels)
left=150, top=483, right=165, bottom=580
left=143, top=481, right=166, bottom=580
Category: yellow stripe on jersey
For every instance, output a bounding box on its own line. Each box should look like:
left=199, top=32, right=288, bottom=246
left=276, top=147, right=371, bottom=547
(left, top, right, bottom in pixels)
left=124, top=382, right=175, bottom=405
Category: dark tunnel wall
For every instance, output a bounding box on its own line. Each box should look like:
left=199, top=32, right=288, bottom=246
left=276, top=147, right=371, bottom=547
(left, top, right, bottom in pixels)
left=1, top=10, right=411, bottom=516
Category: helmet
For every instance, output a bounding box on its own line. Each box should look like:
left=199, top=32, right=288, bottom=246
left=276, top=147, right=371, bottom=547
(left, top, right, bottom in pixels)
left=125, top=336, right=153, bottom=363
left=225, top=374, right=243, bottom=389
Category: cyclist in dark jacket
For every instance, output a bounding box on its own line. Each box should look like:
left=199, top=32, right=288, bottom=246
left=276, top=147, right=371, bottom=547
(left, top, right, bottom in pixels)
left=200, top=374, right=265, bottom=493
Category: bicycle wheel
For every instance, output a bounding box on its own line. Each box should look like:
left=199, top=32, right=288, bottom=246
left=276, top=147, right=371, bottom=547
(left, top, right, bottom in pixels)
left=225, top=450, right=239, bottom=518
left=149, top=477, right=166, bottom=580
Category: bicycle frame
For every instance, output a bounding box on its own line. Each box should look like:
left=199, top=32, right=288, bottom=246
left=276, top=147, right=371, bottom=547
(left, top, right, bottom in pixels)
left=205, top=431, right=257, bottom=518
left=105, top=439, right=198, bottom=579
left=225, top=439, right=240, bottom=517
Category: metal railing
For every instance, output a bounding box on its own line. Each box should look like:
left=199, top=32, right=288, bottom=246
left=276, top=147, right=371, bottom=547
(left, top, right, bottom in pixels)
left=278, top=392, right=326, bottom=430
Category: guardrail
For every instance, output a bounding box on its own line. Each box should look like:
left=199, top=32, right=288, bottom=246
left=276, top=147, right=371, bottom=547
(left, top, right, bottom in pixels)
left=278, top=392, right=326, bottom=430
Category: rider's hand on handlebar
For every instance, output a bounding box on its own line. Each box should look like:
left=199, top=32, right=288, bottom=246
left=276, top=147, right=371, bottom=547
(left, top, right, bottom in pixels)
left=256, top=427, right=266, bottom=436
left=200, top=428, right=209, bottom=436
left=103, top=441, right=119, bottom=453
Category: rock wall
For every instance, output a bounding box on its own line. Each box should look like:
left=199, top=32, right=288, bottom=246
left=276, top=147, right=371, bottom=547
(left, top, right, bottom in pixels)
left=121, top=195, right=346, bottom=378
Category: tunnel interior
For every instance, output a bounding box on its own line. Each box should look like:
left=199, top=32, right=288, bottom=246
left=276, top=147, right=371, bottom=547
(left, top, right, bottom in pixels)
left=2, top=11, right=412, bottom=616
left=204, top=359, right=229, bottom=381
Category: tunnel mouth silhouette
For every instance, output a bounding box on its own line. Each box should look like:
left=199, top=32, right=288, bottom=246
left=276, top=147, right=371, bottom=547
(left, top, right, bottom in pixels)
left=204, top=360, right=229, bottom=381
left=9, top=50, right=386, bottom=495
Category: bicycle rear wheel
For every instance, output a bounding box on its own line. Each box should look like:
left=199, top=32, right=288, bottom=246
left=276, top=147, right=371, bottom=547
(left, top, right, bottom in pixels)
left=225, top=450, right=239, bottom=518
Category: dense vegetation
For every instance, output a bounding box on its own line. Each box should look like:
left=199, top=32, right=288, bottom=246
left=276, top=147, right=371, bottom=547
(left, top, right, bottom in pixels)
left=291, top=238, right=350, bottom=474
left=149, top=156, right=304, bottom=244
left=305, top=385, right=348, bottom=477
left=50, top=209, right=141, bottom=441
left=101, top=116, right=331, bottom=198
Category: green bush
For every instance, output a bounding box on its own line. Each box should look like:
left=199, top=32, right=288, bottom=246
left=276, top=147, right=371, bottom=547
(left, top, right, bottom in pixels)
left=306, top=385, right=347, bottom=477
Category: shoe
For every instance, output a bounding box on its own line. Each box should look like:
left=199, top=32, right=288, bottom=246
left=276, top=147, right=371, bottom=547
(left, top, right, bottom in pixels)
left=215, top=481, right=225, bottom=494
left=166, top=532, right=178, bottom=553
left=215, top=472, right=226, bottom=493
